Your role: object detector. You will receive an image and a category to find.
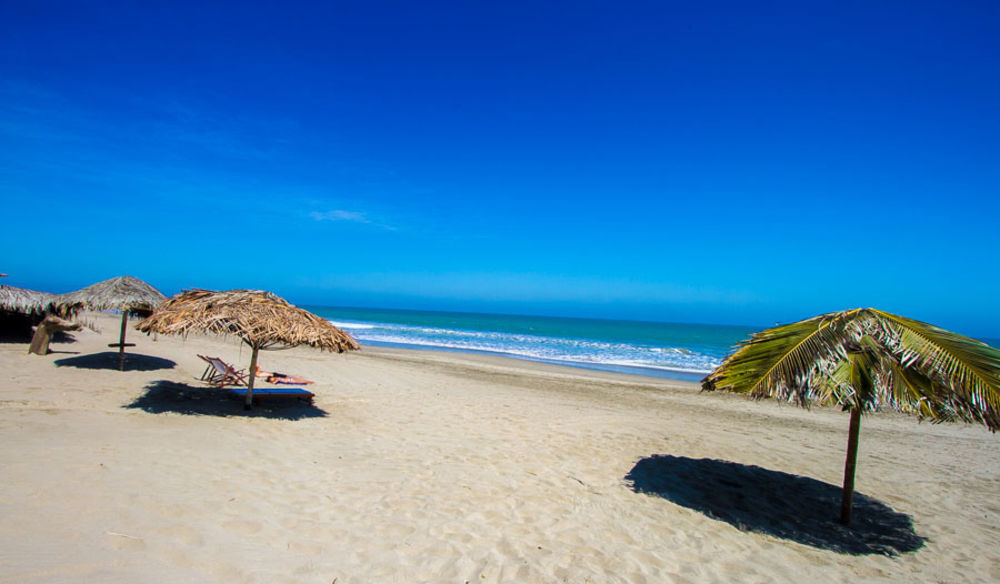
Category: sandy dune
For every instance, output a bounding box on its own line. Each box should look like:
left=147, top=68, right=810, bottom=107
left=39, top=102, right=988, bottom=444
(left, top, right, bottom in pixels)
left=1, top=312, right=998, bottom=583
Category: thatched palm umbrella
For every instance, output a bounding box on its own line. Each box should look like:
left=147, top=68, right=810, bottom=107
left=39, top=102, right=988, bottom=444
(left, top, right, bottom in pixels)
left=59, top=276, right=167, bottom=370
left=136, top=289, right=360, bottom=408
left=0, top=284, right=57, bottom=315
left=0, top=284, right=79, bottom=354
left=702, top=308, right=1000, bottom=526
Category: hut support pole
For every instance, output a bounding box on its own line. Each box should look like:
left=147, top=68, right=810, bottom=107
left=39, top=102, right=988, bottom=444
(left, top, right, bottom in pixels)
left=245, top=345, right=260, bottom=409
left=118, top=311, right=128, bottom=371
left=839, top=407, right=862, bottom=526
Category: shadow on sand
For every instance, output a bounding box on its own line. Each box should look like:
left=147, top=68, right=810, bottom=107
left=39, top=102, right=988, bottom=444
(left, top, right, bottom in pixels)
left=54, top=352, right=176, bottom=371
left=0, top=330, right=78, bottom=345
left=124, top=380, right=328, bottom=420
left=625, top=455, right=924, bottom=556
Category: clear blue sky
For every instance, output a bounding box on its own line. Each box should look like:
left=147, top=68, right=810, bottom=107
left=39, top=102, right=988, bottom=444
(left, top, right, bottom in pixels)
left=2, top=1, right=998, bottom=336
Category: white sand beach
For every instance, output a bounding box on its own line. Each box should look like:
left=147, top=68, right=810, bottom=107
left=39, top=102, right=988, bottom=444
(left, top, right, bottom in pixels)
left=1, top=312, right=998, bottom=583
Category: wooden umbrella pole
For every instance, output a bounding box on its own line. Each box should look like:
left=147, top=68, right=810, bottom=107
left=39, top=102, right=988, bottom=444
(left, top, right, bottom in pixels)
left=118, top=311, right=128, bottom=371
left=245, top=345, right=260, bottom=409
left=840, top=407, right=862, bottom=526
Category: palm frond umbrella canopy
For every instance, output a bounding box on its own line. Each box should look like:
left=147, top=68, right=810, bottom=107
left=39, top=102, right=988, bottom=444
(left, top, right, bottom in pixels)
left=0, top=284, right=58, bottom=315
left=58, top=276, right=167, bottom=370
left=702, top=308, right=1000, bottom=526
left=1, top=283, right=78, bottom=353
left=136, top=289, right=360, bottom=408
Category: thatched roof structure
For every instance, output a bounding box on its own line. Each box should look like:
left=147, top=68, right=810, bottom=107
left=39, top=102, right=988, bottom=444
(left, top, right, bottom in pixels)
left=137, top=289, right=359, bottom=408
left=57, top=276, right=167, bottom=370
left=59, top=275, right=166, bottom=316
left=136, top=289, right=359, bottom=352
left=0, top=285, right=57, bottom=315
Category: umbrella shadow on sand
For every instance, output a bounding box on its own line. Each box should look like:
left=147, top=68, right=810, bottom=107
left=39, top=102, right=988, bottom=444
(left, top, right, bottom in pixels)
left=125, top=380, right=328, bottom=420
left=54, top=352, right=175, bottom=371
left=625, top=455, right=925, bottom=556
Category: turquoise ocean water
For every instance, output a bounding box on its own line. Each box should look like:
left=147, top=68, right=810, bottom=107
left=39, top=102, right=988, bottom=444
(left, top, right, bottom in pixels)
left=305, top=306, right=1000, bottom=382
left=305, top=306, right=760, bottom=382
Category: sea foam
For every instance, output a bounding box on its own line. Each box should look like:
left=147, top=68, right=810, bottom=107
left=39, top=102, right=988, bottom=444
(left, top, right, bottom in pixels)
left=323, top=313, right=745, bottom=381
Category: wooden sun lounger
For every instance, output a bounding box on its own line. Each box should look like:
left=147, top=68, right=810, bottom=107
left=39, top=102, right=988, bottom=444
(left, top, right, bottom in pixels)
left=228, top=387, right=315, bottom=406
left=196, top=355, right=249, bottom=387
left=197, top=354, right=222, bottom=383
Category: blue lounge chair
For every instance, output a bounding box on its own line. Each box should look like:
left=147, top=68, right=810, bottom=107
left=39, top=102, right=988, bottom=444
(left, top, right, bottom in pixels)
left=228, top=386, right=314, bottom=406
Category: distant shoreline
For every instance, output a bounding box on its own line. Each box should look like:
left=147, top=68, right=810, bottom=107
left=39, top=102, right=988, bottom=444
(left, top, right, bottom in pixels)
left=310, top=305, right=745, bottom=378
left=358, top=339, right=709, bottom=382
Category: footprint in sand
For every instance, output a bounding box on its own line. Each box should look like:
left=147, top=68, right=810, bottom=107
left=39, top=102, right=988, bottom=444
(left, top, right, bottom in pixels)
left=105, top=531, right=147, bottom=551
left=156, top=524, right=204, bottom=546
left=287, top=540, right=325, bottom=555
left=222, top=519, right=262, bottom=535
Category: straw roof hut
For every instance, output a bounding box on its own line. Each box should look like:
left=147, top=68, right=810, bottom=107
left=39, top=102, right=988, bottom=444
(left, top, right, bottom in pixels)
left=1, top=283, right=69, bottom=349
left=0, top=285, right=57, bottom=315
left=137, top=289, right=359, bottom=407
left=59, top=275, right=166, bottom=316
left=59, top=276, right=167, bottom=370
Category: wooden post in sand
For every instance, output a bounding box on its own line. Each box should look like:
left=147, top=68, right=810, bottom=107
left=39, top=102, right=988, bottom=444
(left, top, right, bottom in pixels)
left=106, top=311, right=138, bottom=371
left=839, top=407, right=862, bottom=526
left=245, top=345, right=260, bottom=409
left=117, top=311, right=128, bottom=370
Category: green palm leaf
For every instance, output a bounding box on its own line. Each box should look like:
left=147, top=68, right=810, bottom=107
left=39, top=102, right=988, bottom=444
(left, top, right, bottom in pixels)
left=871, top=309, right=1000, bottom=429
left=703, top=308, right=1000, bottom=428
left=703, top=309, right=859, bottom=405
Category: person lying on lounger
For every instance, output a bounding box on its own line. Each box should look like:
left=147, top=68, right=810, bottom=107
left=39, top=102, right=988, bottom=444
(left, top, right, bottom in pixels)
left=254, top=365, right=315, bottom=385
